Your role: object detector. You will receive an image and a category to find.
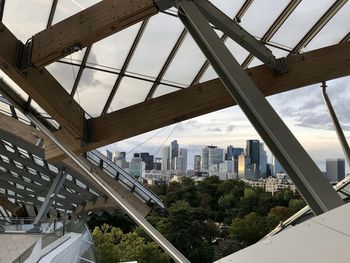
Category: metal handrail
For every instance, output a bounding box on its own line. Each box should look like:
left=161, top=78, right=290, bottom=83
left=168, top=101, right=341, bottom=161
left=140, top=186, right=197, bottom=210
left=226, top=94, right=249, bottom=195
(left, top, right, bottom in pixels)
left=86, top=150, right=165, bottom=208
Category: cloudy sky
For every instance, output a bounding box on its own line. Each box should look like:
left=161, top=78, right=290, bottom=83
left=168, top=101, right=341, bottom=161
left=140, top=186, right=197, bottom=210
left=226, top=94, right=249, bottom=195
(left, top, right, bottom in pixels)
left=1, top=0, right=350, bottom=172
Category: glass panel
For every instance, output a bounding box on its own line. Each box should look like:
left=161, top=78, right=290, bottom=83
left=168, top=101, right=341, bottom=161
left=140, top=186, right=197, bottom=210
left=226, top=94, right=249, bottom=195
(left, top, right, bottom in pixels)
left=152, top=85, right=180, bottom=98
left=109, top=77, right=152, bottom=111
left=163, top=34, right=206, bottom=86
left=0, top=101, right=10, bottom=116
left=127, top=13, right=184, bottom=78
left=74, top=68, right=116, bottom=117
left=210, top=0, right=246, bottom=17
left=271, top=0, right=337, bottom=49
left=53, top=0, right=102, bottom=24
left=0, top=70, right=29, bottom=100
left=87, top=23, right=142, bottom=72
left=303, top=2, right=350, bottom=52
left=2, top=0, right=51, bottom=42
left=46, top=63, right=79, bottom=94
left=240, top=0, right=290, bottom=38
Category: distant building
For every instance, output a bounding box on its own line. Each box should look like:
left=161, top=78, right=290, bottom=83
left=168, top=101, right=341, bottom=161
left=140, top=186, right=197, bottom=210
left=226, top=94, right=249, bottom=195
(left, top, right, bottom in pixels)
left=179, top=148, right=188, bottom=172
left=265, top=174, right=296, bottom=195
left=272, top=156, right=286, bottom=176
left=140, top=152, right=154, bottom=171
left=194, top=155, right=201, bottom=171
left=170, top=140, right=179, bottom=170
left=246, top=140, right=260, bottom=165
left=161, top=147, right=170, bottom=171
left=209, top=147, right=224, bottom=166
left=201, top=146, right=210, bottom=171
left=259, top=143, right=267, bottom=178
left=129, top=156, right=145, bottom=178
left=154, top=157, right=162, bottom=170
left=174, top=156, right=183, bottom=172
left=326, top=158, right=345, bottom=182
left=238, top=155, right=249, bottom=179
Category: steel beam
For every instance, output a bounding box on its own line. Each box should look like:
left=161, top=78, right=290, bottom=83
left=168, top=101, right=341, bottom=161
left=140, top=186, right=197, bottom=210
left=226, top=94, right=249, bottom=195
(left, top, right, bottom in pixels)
left=178, top=0, right=343, bottom=215
left=321, top=81, right=350, bottom=167
left=33, top=169, right=67, bottom=226
left=242, top=0, right=301, bottom=69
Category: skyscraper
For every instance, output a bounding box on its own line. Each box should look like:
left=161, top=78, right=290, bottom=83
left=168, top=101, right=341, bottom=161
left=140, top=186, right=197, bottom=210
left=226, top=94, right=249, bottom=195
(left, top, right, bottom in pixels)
left=326, top=158, right=345, bottom=182
left=170, top=140, right=179, bottom=170
left=209, top=147, right=224, bottom=166
left=179, top=148, right=187, bottom=172
left=246, top=140, right=260, bottom=164
left=161, top=146, right=170, bottom=171
left=259, top=143, right=267, bottom=178
left=194, top=155, right=201, bottom=171
left=272, top=156, right=285, bottom=176
left=201, top=147, right=210, bottom=171
left=140, top=152, right=154, bottom=171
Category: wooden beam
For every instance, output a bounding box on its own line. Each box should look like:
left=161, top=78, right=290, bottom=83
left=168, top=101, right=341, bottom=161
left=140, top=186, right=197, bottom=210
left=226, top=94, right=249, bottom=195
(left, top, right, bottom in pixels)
left=0, top=196, right=25, bottom=217
left=31, top=0, right=158, bottom=68
left=84, top=41, right=350, bottom=151
left=73, top=197, right=118, bottom=216
left=0, top=23, right=84, bottom=150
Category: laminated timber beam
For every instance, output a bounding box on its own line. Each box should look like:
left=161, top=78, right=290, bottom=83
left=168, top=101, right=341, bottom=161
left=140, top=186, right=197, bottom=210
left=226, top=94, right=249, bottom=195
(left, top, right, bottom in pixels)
left=31, top=0, right=158, bottom=68
left=0, top=23, right=84, bottom=150
left=83, top=41, right=350, bottom=152
left=0, top=196, right=25, bottom=217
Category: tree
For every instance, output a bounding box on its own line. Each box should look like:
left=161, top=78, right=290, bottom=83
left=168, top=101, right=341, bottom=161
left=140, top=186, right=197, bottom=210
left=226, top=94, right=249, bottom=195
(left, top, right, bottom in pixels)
left=230, top=212, right=266, bottom=246
left=265, top=206, right=293, bottom=231
left=289, top=198, right=305, bottom=212
left=92, top=224, right=169, bottom=263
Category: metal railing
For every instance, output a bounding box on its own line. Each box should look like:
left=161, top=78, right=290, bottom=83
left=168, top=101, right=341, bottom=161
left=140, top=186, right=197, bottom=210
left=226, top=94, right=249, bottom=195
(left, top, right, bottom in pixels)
left=13, top=219, right=97, bottom=263
left=86, top=150, right=164, bottom=208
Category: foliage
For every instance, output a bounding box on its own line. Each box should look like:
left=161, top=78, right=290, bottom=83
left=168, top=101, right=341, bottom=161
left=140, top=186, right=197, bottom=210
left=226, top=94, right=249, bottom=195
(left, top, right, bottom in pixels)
left=90, top=177, right=304, bottom=262
left=92, top=224, right=169, bottom=263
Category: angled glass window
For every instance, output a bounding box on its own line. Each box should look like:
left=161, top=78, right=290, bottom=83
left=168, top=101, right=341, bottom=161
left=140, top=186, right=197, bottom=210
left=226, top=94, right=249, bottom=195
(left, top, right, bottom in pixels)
left=271, top=0, right=337, bottom=49
left=0, top=70, right=29, bottom=100
left=210, top=0, right=246, bottom=18
left=74, top=68, right=116, bottom=117
left=52, top=0, right=101, bottom=24
left=127, top=13, right=184, bottom=79
left=109, top=77, right=153, bottom=112
left=46, top=62, right=79, bottom=94
left=87, top=22, right=142, bottom=72
left=303, top=2, right=350, bottom=52
left=240, top=0, right=290, bottom=38
left=152, top=85, right=180, bottom=98
left=163, top=33, right=206, bottom=86
left=2, top=0, right=51, bottom=42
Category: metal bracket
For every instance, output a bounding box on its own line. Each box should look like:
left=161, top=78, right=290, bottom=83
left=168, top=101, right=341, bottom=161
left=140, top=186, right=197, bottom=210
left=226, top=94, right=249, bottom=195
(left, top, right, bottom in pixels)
left=274, top=57, right=288, bottom=75
left=15, top=38, right=33, bottom=74
left=82, top=118, right=94, bottom=146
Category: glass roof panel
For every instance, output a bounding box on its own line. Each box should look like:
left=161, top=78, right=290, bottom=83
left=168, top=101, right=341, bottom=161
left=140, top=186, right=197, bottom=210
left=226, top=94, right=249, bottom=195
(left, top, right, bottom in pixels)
left=210, top=0, right=246, bottom=17
left=240, top=0, right=290, bottom=38
left=74, top=68, right=116, bottom=117
left=87, top=22, right=142, bottom=72
left=0, top=101, right=10, bottom=116
left=127, top=14, right=184, bottom=79
left=270, top=0, right=337, bottom=49
left=2, top=0, right=51, bottom=42
left=61, top=47, right=88, bottom=65
left=302, top=2, right=350, bottom=52
left=53, top=0, right=102, bottom=24
left=162, top=33, right=206, bottom=86
left=0, top=70, right=29, bottom=100
left=46, top=62, right=79, bottom=94
left=152, top=85, right=180, bottom=98
left=109, top=77, right=153, bottom=112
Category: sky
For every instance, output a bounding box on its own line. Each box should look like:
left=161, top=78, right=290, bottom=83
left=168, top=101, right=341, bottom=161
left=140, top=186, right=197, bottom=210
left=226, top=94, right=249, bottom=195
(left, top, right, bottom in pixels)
left=1, top=0, right=350, bottom=173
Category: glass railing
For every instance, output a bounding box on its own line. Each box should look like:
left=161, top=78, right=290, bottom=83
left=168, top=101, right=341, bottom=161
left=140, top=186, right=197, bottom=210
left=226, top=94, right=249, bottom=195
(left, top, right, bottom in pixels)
left=0, top=217, right=63, bottom=234
left=86, top=150, right=164, bottom=208
left=12, top=219, right=97, bottom=263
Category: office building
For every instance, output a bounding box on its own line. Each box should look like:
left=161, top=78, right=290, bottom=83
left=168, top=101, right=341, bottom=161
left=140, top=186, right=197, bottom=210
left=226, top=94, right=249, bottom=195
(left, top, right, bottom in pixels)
left=161, top=146, right=170, bottom=171
left=259, top=143, right=267, bottom=178
left=326, top=158, right=345, bottom=182
left=170, top=140, right=179, bottom=169
left=209, top=147, right=224, bottom=166
left=179, top=148, right=187, bottom=172
left=194, top=155, right=201, bottom=171
left=140, top=152, right=154, bottom=171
